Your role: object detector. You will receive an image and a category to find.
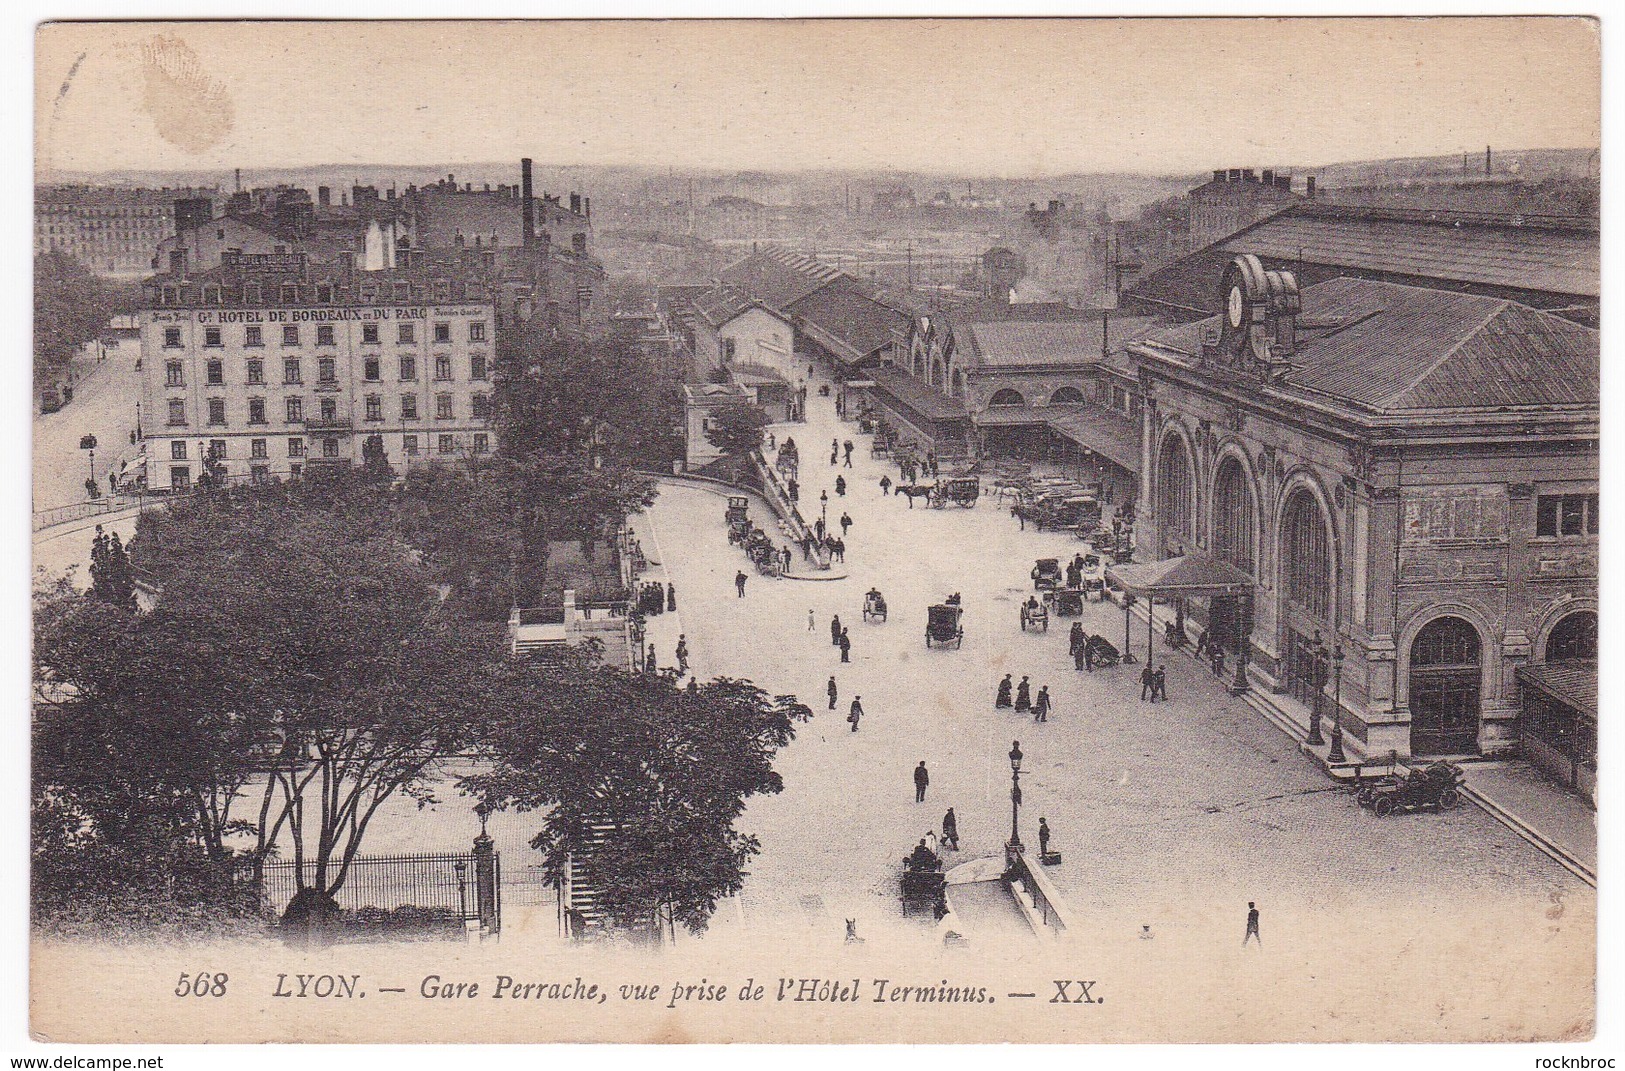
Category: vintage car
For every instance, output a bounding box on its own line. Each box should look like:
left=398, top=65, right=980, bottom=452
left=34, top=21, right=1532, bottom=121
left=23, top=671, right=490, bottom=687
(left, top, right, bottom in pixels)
left=1355, top=761, right=1465, bottom=817
left=1031, top=558, right=1063, bottom=591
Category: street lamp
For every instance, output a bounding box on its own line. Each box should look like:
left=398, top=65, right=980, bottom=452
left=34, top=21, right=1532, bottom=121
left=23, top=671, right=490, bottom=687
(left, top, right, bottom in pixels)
left=1327, top=646, right=1347, bottom=764
left=453, top=860, right=469, bottom=920
left=1305, top=632, right=1326, bottom=746
left=820, top=489, right=829, bottom=527
left=1006, top=740, right=1025, bottom=863
left=79, top=434, right=97, bottom=497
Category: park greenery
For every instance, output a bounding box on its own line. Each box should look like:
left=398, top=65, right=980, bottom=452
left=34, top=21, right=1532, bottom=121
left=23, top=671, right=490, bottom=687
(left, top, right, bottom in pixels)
left=33, top=325, right=808, bottom=942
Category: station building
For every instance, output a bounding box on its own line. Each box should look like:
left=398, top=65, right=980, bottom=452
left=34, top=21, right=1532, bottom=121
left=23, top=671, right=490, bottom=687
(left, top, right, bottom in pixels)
left=1128, top=254, right=1598, bottom=764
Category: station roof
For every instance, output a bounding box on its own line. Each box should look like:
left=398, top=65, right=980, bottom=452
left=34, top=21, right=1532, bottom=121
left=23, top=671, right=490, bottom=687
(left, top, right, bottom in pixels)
left=1518, top=661, right=1597, bottom=719
left=960, top=317, right=1160, bottom=369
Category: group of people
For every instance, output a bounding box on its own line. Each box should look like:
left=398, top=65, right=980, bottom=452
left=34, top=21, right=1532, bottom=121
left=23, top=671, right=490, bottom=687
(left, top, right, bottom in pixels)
left=1067, top=621, right=1108, bottom=671
left=904, top=807, right=962, bottom=869
left=831, top=438, right=856, bottom=468
left=1194, top=628, right=1228, bottom=677
left=828, top=612, right=853, bottom=663
left=994, top=673, right=1053, bottom=722
left=1139, top=662, right=1171, bottom=702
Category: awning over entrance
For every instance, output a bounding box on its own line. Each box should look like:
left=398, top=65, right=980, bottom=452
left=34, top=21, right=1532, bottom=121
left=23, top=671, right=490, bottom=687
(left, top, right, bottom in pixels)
left=1517, top=661, right=1597, bottom=719
left=1044, top=407, right=1140, bottom=475
left=1107, top=553, right=1254, bottom=598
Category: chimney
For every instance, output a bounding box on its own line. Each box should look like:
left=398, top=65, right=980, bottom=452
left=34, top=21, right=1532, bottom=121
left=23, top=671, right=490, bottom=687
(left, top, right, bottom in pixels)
left=317, top=186, right=331, bottom=207
left=1212, top=169, right=1225, bottom=183
left=1306, top=176, right=1316, bottom=199
left=1227, top=168, right=1241, bottom=182
left=1262, top=169, right=1275, bottom=186
left=521, top=158, right=535, bottom=247
left=570, top=192, right=581, bottom=214
left=1485, top=145, right=1492, bottom=175
left=1277, top=175, right=1292, bottom=192
left=1242, top=169, right=1256, bottom=182
left=234, top=167, right=242, bottom=192
left=583, top=196, right=590, bottom=219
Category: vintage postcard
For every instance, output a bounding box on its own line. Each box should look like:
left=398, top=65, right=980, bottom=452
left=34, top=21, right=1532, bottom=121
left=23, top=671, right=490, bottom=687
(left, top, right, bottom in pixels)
left=29, top=16, right=1599, bottom=1045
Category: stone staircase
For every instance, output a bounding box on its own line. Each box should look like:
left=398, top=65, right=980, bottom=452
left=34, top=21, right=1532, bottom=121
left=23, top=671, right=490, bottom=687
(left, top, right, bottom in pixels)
left=560, top=820, right=617, bottom=936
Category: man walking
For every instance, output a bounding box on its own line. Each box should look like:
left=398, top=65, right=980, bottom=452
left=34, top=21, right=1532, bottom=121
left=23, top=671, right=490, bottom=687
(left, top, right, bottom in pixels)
left=848, top=696, right=863, bottom=732
left=1152, top=664, right=1168, bottom=702
left=839, top=627, right=852, bottom=663
left=675, top=635, right=690, bottom=674
left=808, top=608, right=817, bottom=631
left=827, top=675, right=838, bottom=711
left=1140, top=663, right=1155, bottom=701
left=941, top=808, right=959, bottom=851
left=880, top=474, right=892, bottom=496
left=735, top=570, right=748, bottom=598
left=1038, top=817, right=1051, bottom=858
left=1244, top=902, right=1261, bottom=947
left=843, top=440, right=854, bottom=467
left=914, top=761, right=930, bottom=803
left=831, top=614, right=843, bottom=646
left=840, top=512, right=852, bottom=537
left=1033, top=685, right=1051, bottom=723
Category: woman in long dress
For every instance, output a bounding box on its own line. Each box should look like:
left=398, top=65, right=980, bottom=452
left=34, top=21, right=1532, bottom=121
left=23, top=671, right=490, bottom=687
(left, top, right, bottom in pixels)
left=1015, top=676, right=1032, bottom=713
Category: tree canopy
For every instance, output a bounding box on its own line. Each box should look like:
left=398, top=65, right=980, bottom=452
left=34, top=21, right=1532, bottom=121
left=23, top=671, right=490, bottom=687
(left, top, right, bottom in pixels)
left=34, top=253, right=113, bottom=387
left=704, top=403, right=771, bottom=459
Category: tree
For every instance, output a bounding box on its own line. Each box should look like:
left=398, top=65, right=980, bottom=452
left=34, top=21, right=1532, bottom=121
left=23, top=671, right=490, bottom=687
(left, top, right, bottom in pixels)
left=466, top=670, right=810, bottom=935
left=88, top=529, right=137, bottom=612
left=704, top=403, right=770, bottom=460
left=34, top=253, right=112, bottom=388
left=361, top=434, right=395, bottom=484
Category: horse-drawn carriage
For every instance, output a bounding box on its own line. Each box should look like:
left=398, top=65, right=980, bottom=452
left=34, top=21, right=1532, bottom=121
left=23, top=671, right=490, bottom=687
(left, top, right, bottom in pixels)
left=936, top=476, right=980, bottom=508
left=1080, top=554, right=1107, bottom=601
left=1051, top=588, right=1084, bottom=616
left=1031, top=558, right=1062, bottom=592
left=926, top=604, right=964, bottom=649
left=1354, top=759, right=1466, bottom=817
left=725, top=496, right=750, bottom=544
left=1034, top=492, right=1101, bottom=533
left=900, top=846, right=946, bottom=918
left=863, top=588, right=888, bottom=623
left=1020, top=597, right=1049, bottom=633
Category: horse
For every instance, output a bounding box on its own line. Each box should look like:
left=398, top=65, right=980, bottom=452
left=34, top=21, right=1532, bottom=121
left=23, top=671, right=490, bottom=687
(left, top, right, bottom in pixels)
left=895, top=484, right=932, bottom=508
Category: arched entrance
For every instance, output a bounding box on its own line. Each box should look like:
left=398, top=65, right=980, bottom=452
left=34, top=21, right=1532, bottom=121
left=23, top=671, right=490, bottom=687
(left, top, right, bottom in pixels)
left=1279, top=487, right=1333, bottom=703
left=1156, top=434, right=1193, bottom=556
left=1209, top=456, right=1256, bottom=653
left=988, top=388, right=1026, bottom=406
left=1050, top=386, right=1085, bottom=405
left=1409, top=616, right=1482, bottom=755
left=1546, top=610, right=1596, bottom=662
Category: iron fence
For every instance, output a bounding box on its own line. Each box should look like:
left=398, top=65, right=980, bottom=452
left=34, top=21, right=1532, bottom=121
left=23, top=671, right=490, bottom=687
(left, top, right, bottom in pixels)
left=260, top=851, right=496, bottom=924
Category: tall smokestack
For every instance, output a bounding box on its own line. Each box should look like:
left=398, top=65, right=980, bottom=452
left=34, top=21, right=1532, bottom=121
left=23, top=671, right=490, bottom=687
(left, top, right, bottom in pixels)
left=1306, top=176, right=1316, bottom=199
left=1485, top=145, right=1492, bottom=176
left=521, top=158, right=535, bottom=247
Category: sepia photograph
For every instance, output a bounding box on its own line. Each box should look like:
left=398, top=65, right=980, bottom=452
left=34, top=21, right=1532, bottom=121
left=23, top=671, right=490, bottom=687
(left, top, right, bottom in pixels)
left=23, top=14, right=1603, bottom=1049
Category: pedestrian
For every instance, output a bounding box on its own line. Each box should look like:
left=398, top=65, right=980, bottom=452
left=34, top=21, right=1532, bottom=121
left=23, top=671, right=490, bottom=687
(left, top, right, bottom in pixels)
left=1013, top=504, right=1025, bottom=531
left=1038, top=817, right=1051, bottom=857
left=924, top=830, right=939, bottom=856
left=1244, top=902, right=1261, bottom=947
left=1195, top=628, right=1209, bottom=660
left=1073, top=642, right=1087, bottom=671
left=848, top=696, right=863, bottom=732
left=942, top=807, right=959, bottom=851
left=815, top=516, right=826, bottom=540
left=766, top=431, right=776, bottom=451
left=1069, top=622, right=1084, bottom=657
left=1084, top=633, right=1095, bottom=672
left=827, top=675, right=838, bottom=711
left=840, top=512, right=852, bottom=536
left=831, top=614, right=843, bottom=645
left=783, top=545, right=794, bottom=573
left=667, top=583, right=677, bottom=612
left=687, top=677, right=699, bottom=695
left=839, top=628, right=851, bottom=663
left=843, top=441, right=854, bottom=467
left=830, top=439, right=839, bottom=466
left=1152, top=664, right=1168, bottom=702
left=809, top=608, right=817, bottom=631
left=646, top=643, right=658, bottom=673
left=880, top=474, right=892, bottom=496
left=735, top=570, right=747, bottom=598
left=995, top=673, right=1013, bottom=708
left=1140, top=663, right=1154, bottom=701
left=1033, top=685, right=1051, bottom=723
left=832, top=537, right=845, bottom=562
left=1210, top=644, right=1226, bottom=677
left=1015, top=676, right=1032, bottom=713
left=1140, top=925, right=1154, bottom=940
left=914, top=761, right=930, bottom=803
left=788, top=478, right=799, bottom=502
left=675, top=635, right=690, bottom=673
left=835, top=475, right=847, bottom=497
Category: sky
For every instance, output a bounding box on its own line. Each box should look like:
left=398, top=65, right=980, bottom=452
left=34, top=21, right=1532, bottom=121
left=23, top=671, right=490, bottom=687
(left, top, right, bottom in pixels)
left=35, top=18, right=1600, bottom=179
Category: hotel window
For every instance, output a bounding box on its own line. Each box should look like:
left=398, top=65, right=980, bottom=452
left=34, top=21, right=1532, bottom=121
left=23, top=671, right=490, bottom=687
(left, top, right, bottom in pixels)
left=469, top=321, right=487, bottom=343
left=167, top=398, right=186, bottom=425
left=401, top=394, right=418, bottom=420
left=286, top=396, right=304, bottom=422
left=359, top=284, right=377, bottom=304
left=208, top=439, right=226, bottom=460
left=245, top=325, right=263, bottom=347
left=283, top=358, right=301, bottom=384
left=204, top=286, right=221, bottom=304
left=165, top=361, right=184, bottom=386
left=365, top=395, right=383, bottom=422
left=206, top=359, right=224, bottom=385
left=438, top=434, right=456, bottom=455
left=394, top=282, right=410, bottom=302
left=398, top=323, right=415, bottom=344
left=434, top=322, right=451, bottom=343
left=471, top=393, right=490, bottom=419
left=289, top=462, right=302, bottom=478
left=170, top=467, right=191, bottom=491
left=318, top=357, right=337, bottom=384
left=245, top=285, right=262, bottom=304
left=288, top=437, right=305, bottom=458
left=246, top=359, right=265, bottom=385
left=364, top=357, right=381, bottom=381
left=281, top=285, right=299, bottom=304
left=434, top=280, right=450, bottom=302
left=362, top=323, right=380, bottom=344
left=316, top=325, right=335, bottom=346
left=207, top=399, right=226, bottom=425
left=251, top=464, right=269, bottom=484
left=162, top=287, right=177, bottom=305
left=320, top=398, right=337, bottom=422
left=248, top=398, right=267, bottom=424
left=282, top=325, right=299, bottom=346
left=403, top=434, right=419, bottom=457
left=203, top=327, right=223, bottom=348
left=470, top=355, right=488, bottom=381
left=434, top=355, right=452, bottom=381
left=250, top=438, right=267, bottom=460
left=317, top=284, right=333, bottom=303
left=436, top=393, right=454, bottom=420
left=473, top=433, right=489, bottom=454
left=323, top=437, right=340, bottom=459
left=163, top=327, right=182, bottom=348
left=171, top=440, right=187, bottom=460
left=400, top=355, right=417, bottom=381
left=1536, top=493, right=1599, bottom=538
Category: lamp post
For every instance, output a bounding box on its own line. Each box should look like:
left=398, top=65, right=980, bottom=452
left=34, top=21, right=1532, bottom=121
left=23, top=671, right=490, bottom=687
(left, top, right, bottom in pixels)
left=1121, top=593, right=1137, bottom=664
left=820, top=489, right=828, bottom=528
left=1006, top=740, right=1024, bottom=864
left=1305, top=632, right=1326, bottom=746
left=453, top=860, right=469, bottom=920
left=80, top=433, right=98, bottom=493
left=1327, top=646, right=1347, bottom=764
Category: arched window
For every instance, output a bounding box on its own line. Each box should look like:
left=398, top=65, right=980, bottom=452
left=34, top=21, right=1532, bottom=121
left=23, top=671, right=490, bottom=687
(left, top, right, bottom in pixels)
left=1281, top=488, right=1332, bottom=622
left=1212, top=457, right=1256, bottom=577
left=1546, top=611, right=1597, bottom=662
left=1410, top=616, right=1482, bottom=755
left=988, top=388, right=1026, bottom=407
left=1156, top=435, right=1193, bottom=544
left=1050, top=386, right=1086, bottom=405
